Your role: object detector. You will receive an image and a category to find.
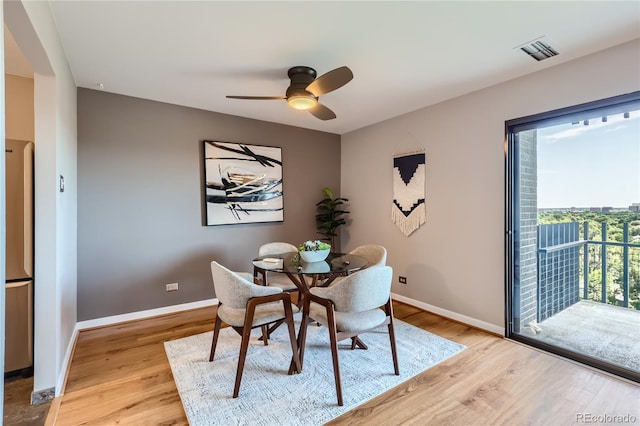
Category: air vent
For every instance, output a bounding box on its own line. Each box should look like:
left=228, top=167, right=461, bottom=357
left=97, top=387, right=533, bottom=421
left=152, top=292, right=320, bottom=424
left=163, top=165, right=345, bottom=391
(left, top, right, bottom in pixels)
left=518, top=37, right=559, bottom=61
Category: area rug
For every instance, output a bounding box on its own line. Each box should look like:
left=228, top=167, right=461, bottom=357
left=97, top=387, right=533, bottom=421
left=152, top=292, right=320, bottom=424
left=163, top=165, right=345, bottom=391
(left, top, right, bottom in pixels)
left=164, top=317, right=465, bottom=425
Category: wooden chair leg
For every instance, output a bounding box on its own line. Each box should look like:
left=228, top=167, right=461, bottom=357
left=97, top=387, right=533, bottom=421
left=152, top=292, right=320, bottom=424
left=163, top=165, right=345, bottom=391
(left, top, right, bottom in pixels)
left=208, top=315, right=223, bottom=362
left=233, top=305, right=256, bottom=398
left=350, top=336, right=368, bottom=350
left=261, top=325, right=269, bottom=346
left=261, top=290, right=301, bottom=337
left=326, top=306, right=344, bottom=406
left=386, top=300, right=400, bottom=375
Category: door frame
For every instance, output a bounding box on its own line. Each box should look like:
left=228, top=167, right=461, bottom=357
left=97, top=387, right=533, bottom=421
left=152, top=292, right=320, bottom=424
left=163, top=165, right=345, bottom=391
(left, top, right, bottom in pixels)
left=504, top=91, right=640, bottom=383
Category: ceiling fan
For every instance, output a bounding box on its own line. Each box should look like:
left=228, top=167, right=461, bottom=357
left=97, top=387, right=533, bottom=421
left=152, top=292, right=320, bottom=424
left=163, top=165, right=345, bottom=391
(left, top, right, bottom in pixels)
left=226, top=65, right=353, bottom=121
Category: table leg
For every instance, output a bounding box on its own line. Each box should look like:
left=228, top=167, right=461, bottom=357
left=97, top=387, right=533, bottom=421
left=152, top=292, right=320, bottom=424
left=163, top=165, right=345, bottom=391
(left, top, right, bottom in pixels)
left=288, top=303, right=309, bottom=375
left=288, top=272, right=313, bottom=374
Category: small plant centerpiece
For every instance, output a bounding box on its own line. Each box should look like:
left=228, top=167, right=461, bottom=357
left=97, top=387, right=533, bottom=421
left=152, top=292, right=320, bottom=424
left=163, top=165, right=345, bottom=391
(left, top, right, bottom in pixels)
left=296, top=240, right=331, bottom=263
left=315, top=187, right=349, bottom=250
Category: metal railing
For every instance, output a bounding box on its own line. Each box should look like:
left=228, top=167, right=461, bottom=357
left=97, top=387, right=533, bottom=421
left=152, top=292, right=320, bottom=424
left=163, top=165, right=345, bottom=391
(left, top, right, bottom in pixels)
left=583, top=221, right=640, bottom=307
left=538, top=221, right=640, bottom=309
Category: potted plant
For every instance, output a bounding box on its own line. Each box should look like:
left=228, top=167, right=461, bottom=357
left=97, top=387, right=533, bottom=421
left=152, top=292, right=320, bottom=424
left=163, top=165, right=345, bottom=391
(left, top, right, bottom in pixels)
left=315, top=187, right=349, bottom=250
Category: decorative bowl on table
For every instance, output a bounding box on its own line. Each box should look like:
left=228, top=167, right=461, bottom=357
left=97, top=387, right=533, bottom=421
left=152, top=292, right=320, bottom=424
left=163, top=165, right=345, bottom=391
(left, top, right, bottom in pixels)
left=299, top=248, right=330, bottom=263
left=297, top=240, right=331, bottom=263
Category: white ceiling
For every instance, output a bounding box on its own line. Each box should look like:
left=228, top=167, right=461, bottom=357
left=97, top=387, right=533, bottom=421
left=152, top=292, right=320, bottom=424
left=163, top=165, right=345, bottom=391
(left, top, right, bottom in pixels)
left=7, top=1, right=640, bottom=135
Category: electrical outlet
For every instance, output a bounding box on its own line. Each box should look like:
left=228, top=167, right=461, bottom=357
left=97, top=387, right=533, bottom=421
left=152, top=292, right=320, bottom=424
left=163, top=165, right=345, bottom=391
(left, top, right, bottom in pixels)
left=166, top=283, right=179, bottom=292
left=399, top=276, right=407, bottom=284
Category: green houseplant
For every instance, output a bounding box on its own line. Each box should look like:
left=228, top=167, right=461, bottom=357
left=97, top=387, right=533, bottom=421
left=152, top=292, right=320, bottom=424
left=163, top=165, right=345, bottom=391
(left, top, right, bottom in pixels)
left=315, top=187, right=349, bottom=250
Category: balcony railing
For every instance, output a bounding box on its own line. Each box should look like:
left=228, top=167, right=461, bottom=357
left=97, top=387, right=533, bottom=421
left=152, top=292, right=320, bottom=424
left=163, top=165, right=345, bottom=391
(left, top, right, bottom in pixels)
left=538, top=221, right=640, bottom=314
left=582, top=221, right=640, bottom=307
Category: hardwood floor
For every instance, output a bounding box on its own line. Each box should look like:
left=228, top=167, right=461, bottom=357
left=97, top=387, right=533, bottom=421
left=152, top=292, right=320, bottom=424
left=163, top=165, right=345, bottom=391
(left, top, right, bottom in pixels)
left=47, top=302, right=639, bottom=425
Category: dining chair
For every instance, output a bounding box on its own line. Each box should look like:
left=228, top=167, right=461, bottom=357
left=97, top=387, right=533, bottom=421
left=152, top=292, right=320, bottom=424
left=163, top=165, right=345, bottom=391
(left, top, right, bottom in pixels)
left=255, top=242, right=300, bottom=293
left=297, top=265, right=399, bottom=406
left=209, top=261, right=301, bottom=398
left=329, top=244, right=387, bottom=349
left=348, top=244, right=387, bottom=267
left=328, top=244, right=387, bottom=288
left=254, top=242, right=303, bottom=339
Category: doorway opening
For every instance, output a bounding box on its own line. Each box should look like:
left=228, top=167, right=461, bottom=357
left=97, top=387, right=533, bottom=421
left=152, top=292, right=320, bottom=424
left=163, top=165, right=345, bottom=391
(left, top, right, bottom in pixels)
left=506, top=92, right=640, bottom=382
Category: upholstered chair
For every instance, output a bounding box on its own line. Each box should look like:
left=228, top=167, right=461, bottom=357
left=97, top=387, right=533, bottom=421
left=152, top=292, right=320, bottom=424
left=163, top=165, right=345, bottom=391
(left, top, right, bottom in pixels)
left=255, top=242, right=299, bottom=293
left=327, top=244, right=388, bottom=348
left=328, top=244, right=387, bottom=289
left=297, top=265, right=399, bottom=406
left=209, top=261, right=301, bottom=398
left=348, top=244, right=387, bottom=267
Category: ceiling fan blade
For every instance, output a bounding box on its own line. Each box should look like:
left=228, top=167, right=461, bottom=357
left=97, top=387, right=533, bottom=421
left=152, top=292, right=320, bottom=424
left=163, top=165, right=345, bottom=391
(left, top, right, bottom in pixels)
left=309, top=103, right=337, bottom=121
left=306, top=66, right=353, bottom=97
left=226, top=96, right=285, bottom=100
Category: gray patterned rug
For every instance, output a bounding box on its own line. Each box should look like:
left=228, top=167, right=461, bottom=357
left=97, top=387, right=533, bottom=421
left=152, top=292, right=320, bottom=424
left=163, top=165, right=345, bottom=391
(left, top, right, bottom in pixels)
left=164, top=316, right=464, bottom=426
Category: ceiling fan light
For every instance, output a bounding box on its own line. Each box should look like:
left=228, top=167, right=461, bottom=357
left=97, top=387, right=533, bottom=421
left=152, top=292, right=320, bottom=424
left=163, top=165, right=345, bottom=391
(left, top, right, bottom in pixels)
left=287, top=96, right=316, bottom=110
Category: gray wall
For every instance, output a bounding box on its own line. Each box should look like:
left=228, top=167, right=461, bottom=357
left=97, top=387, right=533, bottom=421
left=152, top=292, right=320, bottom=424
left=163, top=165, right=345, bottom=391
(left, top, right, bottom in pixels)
left=77, top=89, right=340, bottom=320
left=341, top=39, right=640, bottom=330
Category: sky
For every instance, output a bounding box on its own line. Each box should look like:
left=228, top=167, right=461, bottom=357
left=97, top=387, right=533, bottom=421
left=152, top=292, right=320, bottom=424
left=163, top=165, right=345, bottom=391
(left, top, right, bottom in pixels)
left=536, top=110, right=640, bottom=209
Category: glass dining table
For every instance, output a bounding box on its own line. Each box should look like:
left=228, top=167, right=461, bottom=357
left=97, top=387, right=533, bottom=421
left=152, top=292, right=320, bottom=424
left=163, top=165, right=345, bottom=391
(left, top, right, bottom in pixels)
left=252, top=251, right=369, bottom=292
left=253, top=251, right=371, bottom=372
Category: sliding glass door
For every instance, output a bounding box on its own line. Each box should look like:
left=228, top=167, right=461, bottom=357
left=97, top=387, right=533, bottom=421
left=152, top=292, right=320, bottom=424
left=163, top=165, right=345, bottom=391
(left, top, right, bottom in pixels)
left=506, top=92, right=640, bottom=382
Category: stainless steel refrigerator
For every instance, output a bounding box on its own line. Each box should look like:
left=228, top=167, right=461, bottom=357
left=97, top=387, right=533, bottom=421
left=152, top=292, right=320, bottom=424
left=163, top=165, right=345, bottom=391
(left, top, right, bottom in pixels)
left=5, top=139, right=34, bottom=374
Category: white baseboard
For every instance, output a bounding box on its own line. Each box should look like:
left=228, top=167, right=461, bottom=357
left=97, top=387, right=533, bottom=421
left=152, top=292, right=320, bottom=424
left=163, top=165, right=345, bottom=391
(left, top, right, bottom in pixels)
left=55, top=327, right=79, bottom=397
left=53, top=299, right=220, bottom=397
left=75, top=298, right=219, bottom=331
left=391, top=293, right=505, bottom=335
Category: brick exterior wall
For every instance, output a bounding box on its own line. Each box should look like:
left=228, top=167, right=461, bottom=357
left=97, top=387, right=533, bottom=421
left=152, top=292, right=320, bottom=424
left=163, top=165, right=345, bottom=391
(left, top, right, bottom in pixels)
left=516, top=130, right=538, bottom=331
left=537, top=222, right=581, bottom=321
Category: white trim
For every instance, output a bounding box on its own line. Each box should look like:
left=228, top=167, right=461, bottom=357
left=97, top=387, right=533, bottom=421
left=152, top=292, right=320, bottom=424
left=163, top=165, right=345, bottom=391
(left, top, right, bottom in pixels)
left=391, top=293, right=505, bottom=335
left=55, top=327, right=78, bottom=397
left=76, top=298, right=219, bottom=331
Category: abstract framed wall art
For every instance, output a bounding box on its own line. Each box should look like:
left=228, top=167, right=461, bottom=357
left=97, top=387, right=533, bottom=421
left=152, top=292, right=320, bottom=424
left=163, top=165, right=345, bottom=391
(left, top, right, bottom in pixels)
left=203, top=140, right=283, bottom=225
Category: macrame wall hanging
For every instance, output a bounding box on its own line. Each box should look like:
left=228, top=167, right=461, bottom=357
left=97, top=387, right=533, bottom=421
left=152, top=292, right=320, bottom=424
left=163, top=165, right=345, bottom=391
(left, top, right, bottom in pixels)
left=392, top=150, right=426, bottom=237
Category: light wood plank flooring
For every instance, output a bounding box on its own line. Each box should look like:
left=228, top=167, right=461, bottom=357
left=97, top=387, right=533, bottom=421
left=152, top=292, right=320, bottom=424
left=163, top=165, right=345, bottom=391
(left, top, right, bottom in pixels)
left=47, top=302, right=639, bottom=425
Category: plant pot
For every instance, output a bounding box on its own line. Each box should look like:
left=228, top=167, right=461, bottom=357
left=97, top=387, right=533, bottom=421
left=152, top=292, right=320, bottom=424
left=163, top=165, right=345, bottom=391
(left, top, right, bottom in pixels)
left=299, top=249, right=330, bottom=263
